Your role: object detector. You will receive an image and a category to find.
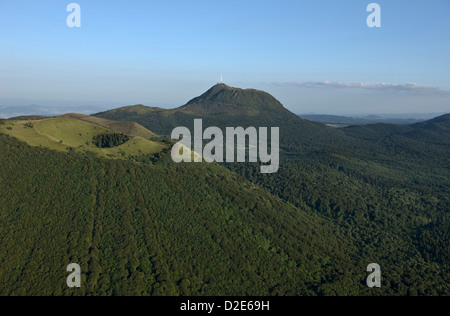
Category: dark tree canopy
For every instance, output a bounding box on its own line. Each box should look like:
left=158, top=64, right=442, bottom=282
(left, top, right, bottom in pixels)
left=92, top=133, right=131, bottom=148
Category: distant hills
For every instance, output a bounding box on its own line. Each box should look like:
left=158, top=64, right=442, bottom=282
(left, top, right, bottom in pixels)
left=94, top=84, right=327, bottom=141
left=0, top=105, right=108, bottom=119
left=92, top=84, right=450, bottom=159
left=343, top=114, right=450, bottom=146
left=299, top=114, right=446, bottom=126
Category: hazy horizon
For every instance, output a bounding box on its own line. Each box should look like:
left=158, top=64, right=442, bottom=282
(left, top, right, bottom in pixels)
left=1, top=94, right=447, bottom=120
left=1, top=1, right=449, bottom=115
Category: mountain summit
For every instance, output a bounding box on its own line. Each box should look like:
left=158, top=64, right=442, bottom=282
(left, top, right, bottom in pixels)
left=180, top=84, right=286, bottom=115
left=94, top=84, right=299, bottom=134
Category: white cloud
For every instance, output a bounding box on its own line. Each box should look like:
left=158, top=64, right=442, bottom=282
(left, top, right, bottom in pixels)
left=272, top=81, right=450, bottom=96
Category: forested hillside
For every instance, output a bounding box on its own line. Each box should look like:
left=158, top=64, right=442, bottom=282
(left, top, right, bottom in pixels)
left=93, top=85, right=450, bottom=296
left=0, top=134, right=362, bottom=295
left=1, top=134, right=448, bottom=295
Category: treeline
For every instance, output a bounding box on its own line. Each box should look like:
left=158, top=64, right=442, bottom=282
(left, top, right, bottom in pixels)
left=92, top=133, right=130, bottom=148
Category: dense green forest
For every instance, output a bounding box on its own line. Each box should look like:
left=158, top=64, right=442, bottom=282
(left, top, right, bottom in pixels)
left=0, top=85, right=449, bottom=296
left=1, top=133, right=448, bottom=296
left=92, top=133, right=131, bottom=148
left=0, top=134, right=358, bottom=295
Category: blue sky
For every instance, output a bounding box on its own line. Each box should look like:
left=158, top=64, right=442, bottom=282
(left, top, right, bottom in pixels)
left=1, top=0, right=449, bottom=114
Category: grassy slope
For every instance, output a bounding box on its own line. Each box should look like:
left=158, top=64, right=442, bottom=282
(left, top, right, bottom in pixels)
left=0, top=117, right=166, bottom=159
left=59, top=113, right=157, bottom=139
